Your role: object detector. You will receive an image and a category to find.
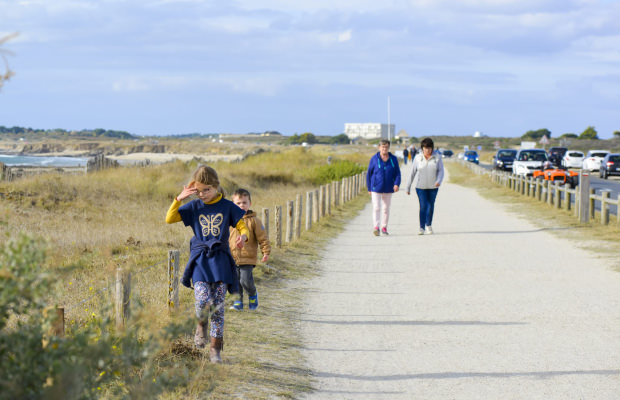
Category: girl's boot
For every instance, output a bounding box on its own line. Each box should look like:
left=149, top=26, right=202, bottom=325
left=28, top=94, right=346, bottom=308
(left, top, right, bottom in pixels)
left=194, top=321, right=208, bottom=349
left=209, top=337, right=223, bottom=364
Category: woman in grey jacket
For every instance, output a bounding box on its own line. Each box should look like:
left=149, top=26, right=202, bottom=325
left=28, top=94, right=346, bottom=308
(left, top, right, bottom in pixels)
left=405, top=137, right=444, bottom=235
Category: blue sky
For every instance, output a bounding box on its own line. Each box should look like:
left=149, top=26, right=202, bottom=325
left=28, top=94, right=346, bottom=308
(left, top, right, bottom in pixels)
left=1, top=0, right=620, bottom=138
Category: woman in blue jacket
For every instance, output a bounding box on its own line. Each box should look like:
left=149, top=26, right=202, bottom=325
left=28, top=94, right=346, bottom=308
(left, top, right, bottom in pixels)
left=366, top=139, right=401, bottom=236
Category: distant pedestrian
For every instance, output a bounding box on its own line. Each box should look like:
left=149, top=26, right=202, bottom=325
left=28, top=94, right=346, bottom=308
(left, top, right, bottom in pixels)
left=403, top=148, right=409, bottom=165
left=165, top=165, right=249, bottom=363
left=366, top=139, right=401, bottom=236
left=228, top=188, right=271, bottom=311
left=405, top=137, right=444, bottom=235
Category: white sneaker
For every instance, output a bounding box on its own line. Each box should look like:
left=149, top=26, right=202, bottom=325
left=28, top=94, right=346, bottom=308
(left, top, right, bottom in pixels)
left=425, top=226, right=433, bottom=235
left=418, top=228, right=425, bottom=235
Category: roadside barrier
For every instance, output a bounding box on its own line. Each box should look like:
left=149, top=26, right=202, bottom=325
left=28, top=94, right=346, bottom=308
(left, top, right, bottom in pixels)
left=51, top=171, right=368, bottom=335
left=459, top=159, right=620, bottom=227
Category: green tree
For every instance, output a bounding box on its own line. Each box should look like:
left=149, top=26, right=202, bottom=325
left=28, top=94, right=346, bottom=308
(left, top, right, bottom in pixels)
left=521, top=128, right=551, bottom=140
left=328, top=134, right=349, bottom=144
left=613, top=131, right=620, bottom=138
left=560, top=133, right=578, bottom=139
left=578, top=126, right=599, bottom=140
left=299, top=132, right=318, bottom=144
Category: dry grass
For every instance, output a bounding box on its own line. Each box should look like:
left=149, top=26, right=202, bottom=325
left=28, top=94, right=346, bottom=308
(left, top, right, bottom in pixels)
left=0, top=144, right=373, bottom=398
left=445, top=161, right=620, bottom=273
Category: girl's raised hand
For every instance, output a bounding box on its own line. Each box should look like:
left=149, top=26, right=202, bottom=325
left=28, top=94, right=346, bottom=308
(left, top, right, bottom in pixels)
left=176, top=184, right=197, bottom=201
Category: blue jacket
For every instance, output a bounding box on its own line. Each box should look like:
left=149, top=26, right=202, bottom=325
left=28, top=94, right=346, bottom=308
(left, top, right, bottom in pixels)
left=366, top=152, right=401, bottom=193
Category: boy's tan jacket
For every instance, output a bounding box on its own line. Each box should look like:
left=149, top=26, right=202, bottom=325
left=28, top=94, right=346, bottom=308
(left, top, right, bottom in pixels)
left=229, top=210, right=271, bottom=266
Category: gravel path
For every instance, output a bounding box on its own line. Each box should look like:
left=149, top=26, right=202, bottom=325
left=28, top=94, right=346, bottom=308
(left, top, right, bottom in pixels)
left=299, top=165, right=620, bottom=399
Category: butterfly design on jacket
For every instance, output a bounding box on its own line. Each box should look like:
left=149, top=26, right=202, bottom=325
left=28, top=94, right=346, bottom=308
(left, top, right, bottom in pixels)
left=199, top=213, right=224, bottom=237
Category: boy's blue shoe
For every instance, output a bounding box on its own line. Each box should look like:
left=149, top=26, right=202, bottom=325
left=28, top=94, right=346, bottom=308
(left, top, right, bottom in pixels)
left=230, top=301, right=243, bottom=311
left=248, top=294, right=259, bottom=310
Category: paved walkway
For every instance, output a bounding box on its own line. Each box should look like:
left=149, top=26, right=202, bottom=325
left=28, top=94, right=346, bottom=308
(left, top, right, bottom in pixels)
left=299, top=164, right=620, bottom=399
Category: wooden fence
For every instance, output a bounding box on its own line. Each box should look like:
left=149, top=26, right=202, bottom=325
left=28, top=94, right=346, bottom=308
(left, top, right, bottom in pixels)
left=460, top=159, right=620, bottom=227
left=51, top=171, right=368, bottom=335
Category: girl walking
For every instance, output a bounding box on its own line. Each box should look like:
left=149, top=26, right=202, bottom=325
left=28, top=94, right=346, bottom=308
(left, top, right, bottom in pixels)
left=166, top=165, right=248, bottom=363
left=405, top=137, right=444, bottom=235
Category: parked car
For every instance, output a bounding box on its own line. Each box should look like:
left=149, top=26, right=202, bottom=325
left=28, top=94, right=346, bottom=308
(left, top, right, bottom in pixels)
left=492, top=149, right=517, bottom=171
left=532, top=163, right=579, bottom=188
left=464, top=150, right=479, bottom=164
left=442, top=149, right=454, bottom=158
left=547, top=147, right=567, bottom=167
left=512, top=149, right=548, bottom=176
left=599, top=153, right=620, bottom=179
left=561, top=150, right=584, bottom=168
left=582, top=150, right=610, bottom=171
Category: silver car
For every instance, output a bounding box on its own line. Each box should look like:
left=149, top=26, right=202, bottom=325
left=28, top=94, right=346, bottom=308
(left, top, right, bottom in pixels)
left=512, top=149, right=548, bottom=176
left=582, top=150, right=610, bottom=171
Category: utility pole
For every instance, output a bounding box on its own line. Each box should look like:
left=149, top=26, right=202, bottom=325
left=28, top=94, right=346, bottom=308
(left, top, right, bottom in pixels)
left=387, top=96, right=391, bottom=141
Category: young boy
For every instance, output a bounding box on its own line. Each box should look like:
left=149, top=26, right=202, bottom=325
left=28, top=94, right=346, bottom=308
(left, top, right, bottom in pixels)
left=228, top=188, right=271, bottom=310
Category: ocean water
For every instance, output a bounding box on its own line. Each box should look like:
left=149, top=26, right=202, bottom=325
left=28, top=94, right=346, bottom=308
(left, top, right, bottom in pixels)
left=0, top=154, right=89, bottom=167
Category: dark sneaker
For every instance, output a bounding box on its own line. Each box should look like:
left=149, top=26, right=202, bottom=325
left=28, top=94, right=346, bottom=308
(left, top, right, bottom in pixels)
left=248, top=294, right=259, bottom=310
left=230, top=301, right=243, bottom=311
left=381, top=227, right=389, bottom=235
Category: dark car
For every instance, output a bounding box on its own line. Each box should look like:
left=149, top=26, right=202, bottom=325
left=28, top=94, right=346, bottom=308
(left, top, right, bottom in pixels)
left=492, top=149, right=517, bottom=171
left=464, top=150, right=479, bottom=164
left=442, top=149, right=454, bottom=158
left=548, top=147, right=567, bottom=167
left=599, top=153, right=620, bottom=179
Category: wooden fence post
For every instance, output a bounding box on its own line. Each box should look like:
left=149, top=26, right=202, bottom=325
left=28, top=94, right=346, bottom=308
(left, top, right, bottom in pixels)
left=286, top=200, right=294, bottom=243
left=306, top=191, right=313, bottom=230
left=555, top=182, right=561, bottom=209
left=341, top=178, right=346, bottom=204
left=286, top=199, right=295, bottom=242
left=295, top=194, right=302, bottom=239
left=589, top=188, right=596, bottom=220
left=333, top=181, right=339, bottom=207
left=326, top=184, right=332, bottom=216
left=313, top=190, right=319, bottom=223
left=275, top=205, right=282, bottom=248
left=115, top=268, right=131, bottom=330
left=319, top=185, right=325, bottom=218
left=262, top=208, right=270, bottom=240
left=52, top=307, right=65, bottom=337
left=601, top=190, right=610, bottom=225
left=168, top=250, right=179, bottom=312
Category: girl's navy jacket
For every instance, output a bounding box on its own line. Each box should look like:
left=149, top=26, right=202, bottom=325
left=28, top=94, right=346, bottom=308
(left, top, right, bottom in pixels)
left=178, top=198, right=245, bottom=292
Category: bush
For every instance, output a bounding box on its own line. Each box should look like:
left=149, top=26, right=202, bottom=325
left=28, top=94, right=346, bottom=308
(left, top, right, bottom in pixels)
left=309, top=160, right=365, bottom=185
left=0, top=234, right=192, bottom=399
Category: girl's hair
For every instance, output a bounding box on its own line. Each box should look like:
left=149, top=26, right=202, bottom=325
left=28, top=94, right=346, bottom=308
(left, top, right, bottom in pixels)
left=420, top=137, right=434, bottom=150
left=191, top=165, right=225, bottom=196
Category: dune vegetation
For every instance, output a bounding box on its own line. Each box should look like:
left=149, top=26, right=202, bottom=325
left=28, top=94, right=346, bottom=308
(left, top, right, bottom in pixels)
left=0, top=144, right=373, bottom=399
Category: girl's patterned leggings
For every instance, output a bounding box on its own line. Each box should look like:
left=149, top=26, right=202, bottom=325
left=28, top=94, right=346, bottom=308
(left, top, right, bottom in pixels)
left=194, top=281, right=227, bottom=338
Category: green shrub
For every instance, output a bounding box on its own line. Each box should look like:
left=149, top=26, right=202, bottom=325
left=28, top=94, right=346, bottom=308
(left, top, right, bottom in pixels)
left=0, top=234, right=193, bottom=400
left=309, top=160, right=365, bottom=185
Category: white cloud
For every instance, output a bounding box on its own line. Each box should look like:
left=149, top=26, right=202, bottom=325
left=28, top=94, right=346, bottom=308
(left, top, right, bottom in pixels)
left=338, top=29, right=352, bottom=42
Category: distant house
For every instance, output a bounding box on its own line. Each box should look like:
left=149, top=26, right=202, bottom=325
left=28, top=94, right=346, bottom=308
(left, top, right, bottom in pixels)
left=345, top=123, right=395, bottom=140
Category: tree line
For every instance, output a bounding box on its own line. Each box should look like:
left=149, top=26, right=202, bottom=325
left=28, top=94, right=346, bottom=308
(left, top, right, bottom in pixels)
left=521, top=127, right=620, bottom=141
left=0, top=126, right=136, bottom=139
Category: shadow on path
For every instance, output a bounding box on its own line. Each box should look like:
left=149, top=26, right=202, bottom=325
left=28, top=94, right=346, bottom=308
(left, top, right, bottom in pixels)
left=299, top=319, right=526, bottom=326
left=313, top=369, right=620, bottom=381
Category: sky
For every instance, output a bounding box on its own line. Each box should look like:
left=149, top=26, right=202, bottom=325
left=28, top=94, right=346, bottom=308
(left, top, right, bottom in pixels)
left=1, top=0, right=620, bottom=138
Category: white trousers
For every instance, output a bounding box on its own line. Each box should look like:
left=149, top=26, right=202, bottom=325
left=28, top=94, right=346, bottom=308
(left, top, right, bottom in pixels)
left=371, top=192, right=392, bottom=229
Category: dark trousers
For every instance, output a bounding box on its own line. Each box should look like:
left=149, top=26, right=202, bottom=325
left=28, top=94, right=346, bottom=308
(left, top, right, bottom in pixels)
left=415, top=188, right=439, bottom=229
left=236, top=265, right=257, bottom=301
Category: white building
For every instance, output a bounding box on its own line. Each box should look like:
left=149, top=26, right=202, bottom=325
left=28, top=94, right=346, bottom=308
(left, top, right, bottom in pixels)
left=345, top=123, right=395, bottom=140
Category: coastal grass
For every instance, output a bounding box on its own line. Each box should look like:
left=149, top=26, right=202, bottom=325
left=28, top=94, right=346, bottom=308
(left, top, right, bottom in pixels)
left=445, top=161, right=620, bottom=272
left=0, top=145, right=372, bottom=398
